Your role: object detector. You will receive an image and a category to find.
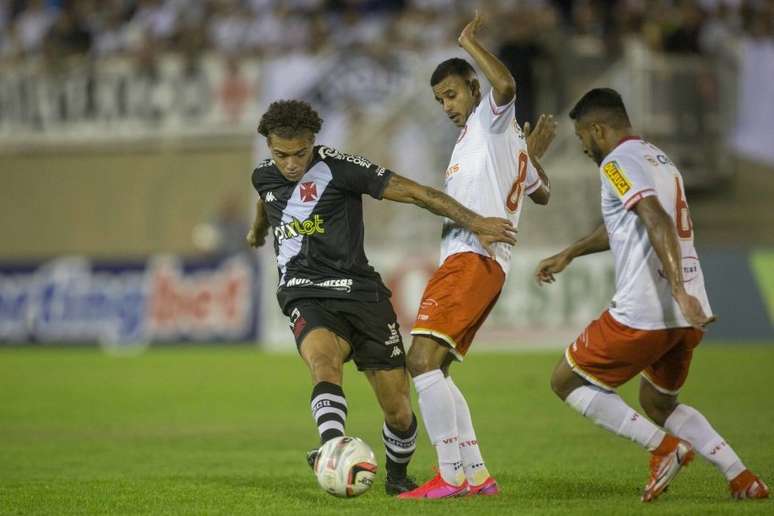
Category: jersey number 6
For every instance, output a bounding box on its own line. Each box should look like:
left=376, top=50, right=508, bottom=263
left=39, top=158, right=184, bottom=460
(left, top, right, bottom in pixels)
left=506, top=152, right=529, bottom=213
left=674, top=176, right=693, bottom=239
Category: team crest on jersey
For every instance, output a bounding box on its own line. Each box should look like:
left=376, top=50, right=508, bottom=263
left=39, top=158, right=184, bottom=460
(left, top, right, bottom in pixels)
left=299, top=181, right=318, bottom=202
left=603, top=161, right=632, bottom=195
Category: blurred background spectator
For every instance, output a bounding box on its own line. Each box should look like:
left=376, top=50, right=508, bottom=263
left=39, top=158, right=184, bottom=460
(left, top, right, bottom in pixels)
left=1, top=0, right=773, bottom=255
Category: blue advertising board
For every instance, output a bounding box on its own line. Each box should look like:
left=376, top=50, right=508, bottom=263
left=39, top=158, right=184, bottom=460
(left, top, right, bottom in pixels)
left=0, top=254, right=259, bottom=345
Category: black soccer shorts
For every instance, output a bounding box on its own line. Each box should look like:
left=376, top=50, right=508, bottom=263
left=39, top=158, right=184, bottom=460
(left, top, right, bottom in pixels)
left=286, top=298, right=406, bottom=371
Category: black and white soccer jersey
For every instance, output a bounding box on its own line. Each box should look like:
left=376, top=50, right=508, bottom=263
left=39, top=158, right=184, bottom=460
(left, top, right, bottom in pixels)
left=252, top=145, right=394, bottom=313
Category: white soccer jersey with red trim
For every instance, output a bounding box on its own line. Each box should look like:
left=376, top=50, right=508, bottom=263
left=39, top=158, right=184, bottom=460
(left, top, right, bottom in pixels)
left=600, top=137, right=712, bottom=330
left=440, top=88, right=542, bottom=274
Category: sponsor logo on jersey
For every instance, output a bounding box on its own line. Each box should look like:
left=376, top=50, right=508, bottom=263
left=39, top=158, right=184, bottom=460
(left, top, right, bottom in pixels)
left=376, top=166, right=386, bottom=176
left=274, top=215, right=325, bottom=243
left=445, top=164, right=460, bottom=178
left=299, top=181, right=318, bottom=202
left=603, top=160, right=632, bottom=195
left=265, top=191, right=277, bottom=203
left=318, top=146, right=373, bottom=168
left=285, top=277, right=353, bottom=293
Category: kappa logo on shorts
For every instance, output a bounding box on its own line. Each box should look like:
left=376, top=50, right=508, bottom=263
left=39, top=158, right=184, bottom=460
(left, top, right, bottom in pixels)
left=390, top=346, right=401, bottom=358
left=603, top=160, right=632, bottom=195
left=385, top=322, right=400, bottom=346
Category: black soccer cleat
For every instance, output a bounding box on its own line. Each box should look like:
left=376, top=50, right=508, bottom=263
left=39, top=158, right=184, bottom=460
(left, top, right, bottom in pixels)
left=385, top=474, right=418, bottom=495
left=306, top=448, right=318, bottom=470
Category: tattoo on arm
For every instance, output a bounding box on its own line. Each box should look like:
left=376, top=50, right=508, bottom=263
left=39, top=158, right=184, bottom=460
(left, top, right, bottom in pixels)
left=383, top=174, right=479, bottom=230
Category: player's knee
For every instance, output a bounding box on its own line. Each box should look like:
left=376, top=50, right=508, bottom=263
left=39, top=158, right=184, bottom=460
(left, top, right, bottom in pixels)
left=550, top=367, right=577, bottom=401
left=308, top=356, right=343, bottom=384
left=405, top=349, right=433, bottom=377
left=640, top=391, right=677, bottom=426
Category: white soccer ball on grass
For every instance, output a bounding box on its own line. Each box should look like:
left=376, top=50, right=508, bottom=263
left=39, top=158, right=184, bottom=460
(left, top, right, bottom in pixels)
left=313, top=436, right=378, bottom=498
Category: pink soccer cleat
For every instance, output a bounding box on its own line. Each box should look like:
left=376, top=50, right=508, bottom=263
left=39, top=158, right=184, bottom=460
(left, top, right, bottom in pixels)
left=397, top=471, right=468, bottom=499
left=467, top=476, right=499, bottom=496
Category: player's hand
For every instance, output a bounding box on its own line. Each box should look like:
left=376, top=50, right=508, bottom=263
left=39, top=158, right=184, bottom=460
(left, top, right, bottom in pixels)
left=535, top=251, right=572, bottom=285
left=673, top=289, right=717, bottom=330
left=458, top=9, right=483, bottom=46
left=471, top=217, right=517, bottom=257
left=524, top=114, right=557, bottom=160
left=246, top=226, right=266, bottom=248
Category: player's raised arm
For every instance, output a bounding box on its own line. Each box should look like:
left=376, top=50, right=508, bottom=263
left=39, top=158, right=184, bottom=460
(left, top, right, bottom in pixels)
left=246, top=197, right=270, bottom=248
left=382, top=173, right=517, bottom=255
left=535, top=224, right=609, bottom=285
left=458, top=10, right=515, bottom=106
left=633, top=197, right=716, bottom=329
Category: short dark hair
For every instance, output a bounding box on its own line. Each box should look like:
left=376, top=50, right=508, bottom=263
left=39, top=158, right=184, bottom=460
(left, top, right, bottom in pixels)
left=431, top=58, right=476, bottom=87
left=569, top=88, right=631, bottom=128
left=257, top=100, right=323, bottom=138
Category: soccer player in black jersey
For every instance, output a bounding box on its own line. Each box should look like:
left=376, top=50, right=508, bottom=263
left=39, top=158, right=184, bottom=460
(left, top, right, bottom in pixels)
left=247, top=100, right=516, bottom=495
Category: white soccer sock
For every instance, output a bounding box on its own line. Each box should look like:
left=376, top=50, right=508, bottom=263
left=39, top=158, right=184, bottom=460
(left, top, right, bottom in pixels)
left=664, top=404, right=745, bottom=480
left=413, top=370, right=464, bottom=485
left=446, top=376, right=490, bottom=485
left=566, top=385, right=665, bottom=451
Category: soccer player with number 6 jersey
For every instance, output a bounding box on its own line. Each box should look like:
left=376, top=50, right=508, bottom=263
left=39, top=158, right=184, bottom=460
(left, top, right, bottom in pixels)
left=399, top=10, right=555, bottom=499
left=536, top=88, right=768, bottom=502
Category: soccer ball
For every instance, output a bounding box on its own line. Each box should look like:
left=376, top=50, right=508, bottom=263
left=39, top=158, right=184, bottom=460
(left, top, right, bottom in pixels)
left=313, top=436, right=378, bottom=497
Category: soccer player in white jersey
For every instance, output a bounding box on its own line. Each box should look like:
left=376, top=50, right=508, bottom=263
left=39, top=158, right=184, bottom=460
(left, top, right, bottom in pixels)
left=536, top=88, right=769, bottom=502
left=399, top=11, right=555, bottom=499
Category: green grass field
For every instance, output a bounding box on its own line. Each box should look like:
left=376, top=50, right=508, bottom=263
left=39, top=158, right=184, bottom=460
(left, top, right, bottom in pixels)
left=1, top=345, right=772, bottom=515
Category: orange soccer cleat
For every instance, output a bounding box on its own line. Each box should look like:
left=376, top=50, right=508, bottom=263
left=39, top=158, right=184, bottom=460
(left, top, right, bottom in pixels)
left=641, top=435, right=695, bottom=502
left=730, top=470, right=769, bottom=500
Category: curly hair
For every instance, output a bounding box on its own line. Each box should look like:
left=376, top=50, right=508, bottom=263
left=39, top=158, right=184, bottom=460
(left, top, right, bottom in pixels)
left=257, top=100, right=323, bottom=138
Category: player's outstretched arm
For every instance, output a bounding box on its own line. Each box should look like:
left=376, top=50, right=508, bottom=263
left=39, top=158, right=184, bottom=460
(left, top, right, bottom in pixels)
left=535, top=224, right=609, bottom=285
left=458, top=10, right=515, bottom=106
left=246, top=197, right=270, bottom=248
left=634, top=196, right=716, bottom=329
left=382, top=173, right=517, bottom=255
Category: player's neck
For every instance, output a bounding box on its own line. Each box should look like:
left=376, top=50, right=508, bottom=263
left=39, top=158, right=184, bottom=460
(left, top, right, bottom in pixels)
left=604, top=130, right=640, bottom=157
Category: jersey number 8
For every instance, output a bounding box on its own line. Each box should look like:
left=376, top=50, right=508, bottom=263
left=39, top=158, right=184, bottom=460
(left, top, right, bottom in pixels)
left=506, top=152, right=529, bottom=213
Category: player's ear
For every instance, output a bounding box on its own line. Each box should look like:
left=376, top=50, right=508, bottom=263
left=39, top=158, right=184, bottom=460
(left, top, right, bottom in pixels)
left=591, top=122, right=604, bottom=141
left=469, top=77, right=480, bottom=98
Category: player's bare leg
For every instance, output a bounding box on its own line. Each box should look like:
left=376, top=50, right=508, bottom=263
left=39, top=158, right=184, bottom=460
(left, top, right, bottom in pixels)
left=299, top=329, right=351, bottom=469
left=399, top=336, right=468, bottom=498
left=640, top=378, right=769, bottom=500
left=365, top=368, right=419, bottom=495
left=551, top=356, right=694, bottom=502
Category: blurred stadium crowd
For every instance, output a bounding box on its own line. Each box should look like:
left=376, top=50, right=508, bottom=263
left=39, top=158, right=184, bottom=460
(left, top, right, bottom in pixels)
left=2, top=0, right=773, bottom=151
left=1, top=0, right=772, bottom=66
